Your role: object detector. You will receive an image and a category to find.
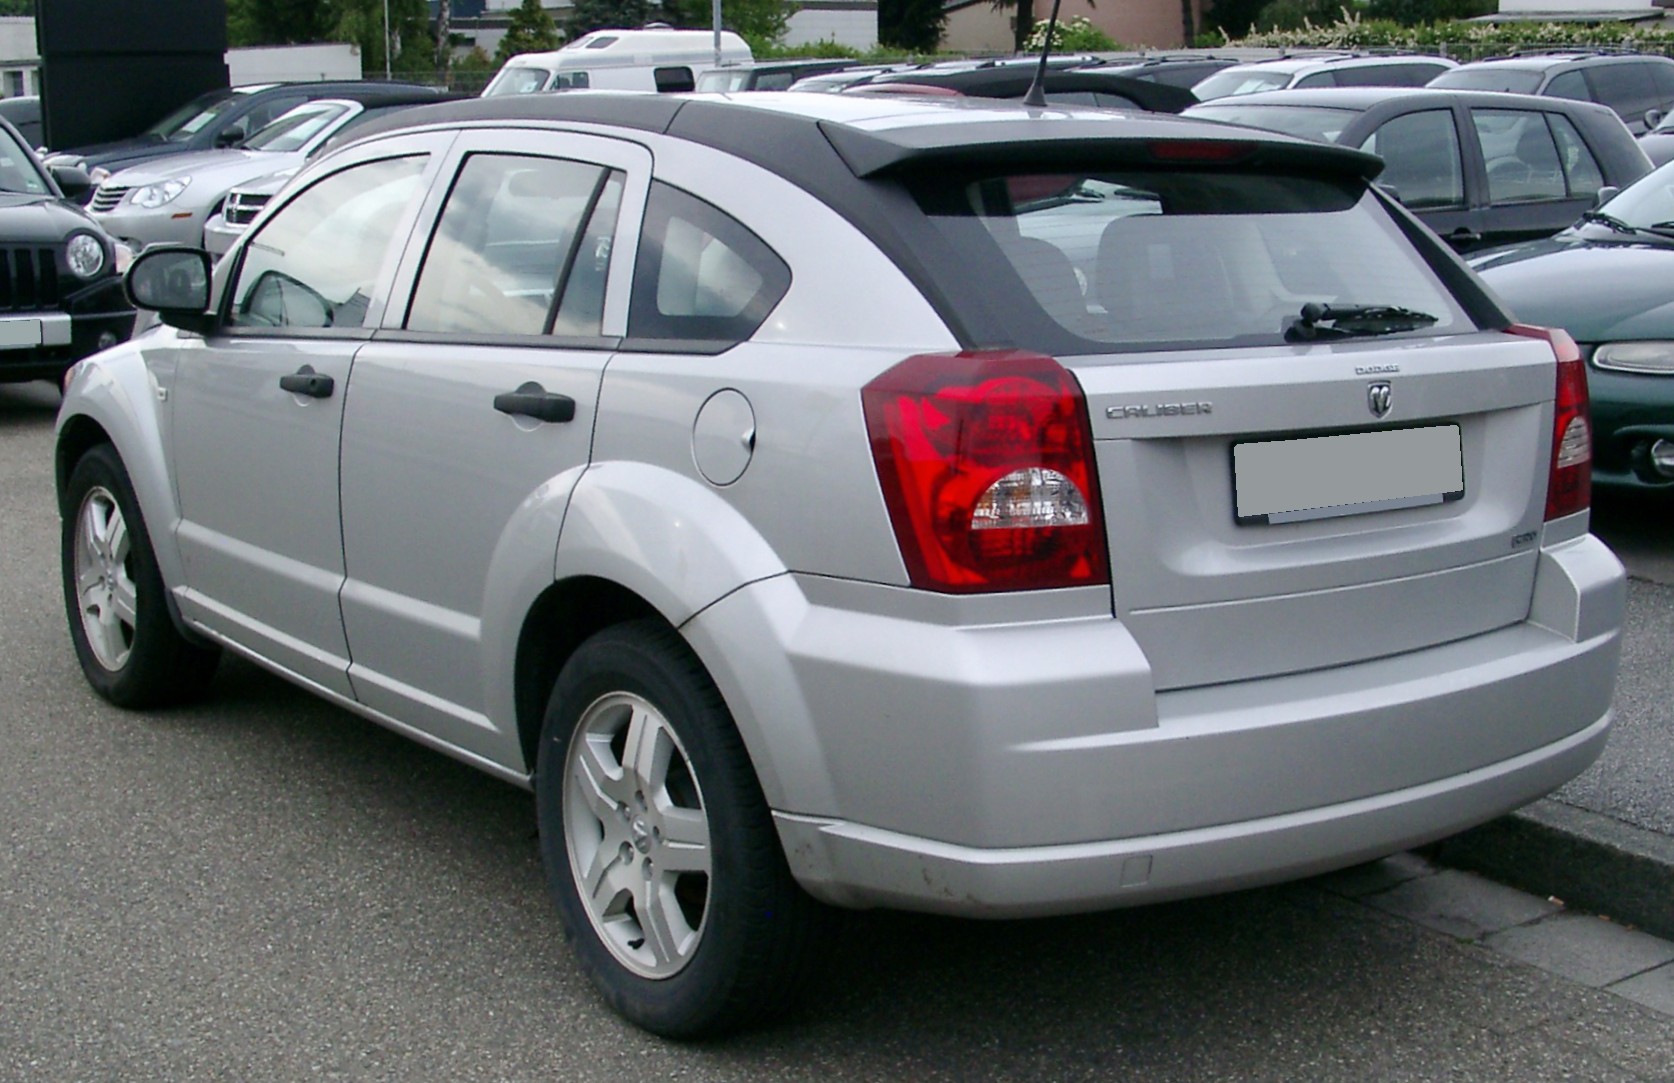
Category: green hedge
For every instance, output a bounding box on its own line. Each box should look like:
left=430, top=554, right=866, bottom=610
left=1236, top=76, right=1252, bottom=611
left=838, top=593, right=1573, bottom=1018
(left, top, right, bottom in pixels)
left=1210, top=11, right=1674, bottom=54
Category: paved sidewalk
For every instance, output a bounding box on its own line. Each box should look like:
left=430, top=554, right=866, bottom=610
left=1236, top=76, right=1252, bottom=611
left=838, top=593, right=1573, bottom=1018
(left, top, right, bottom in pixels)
left=1436, top=498, right=1674, bottom=943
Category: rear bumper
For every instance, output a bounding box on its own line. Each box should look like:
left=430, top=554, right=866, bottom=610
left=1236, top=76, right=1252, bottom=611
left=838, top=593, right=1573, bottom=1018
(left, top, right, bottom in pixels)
left=687, top=534, right=1623, bottom=917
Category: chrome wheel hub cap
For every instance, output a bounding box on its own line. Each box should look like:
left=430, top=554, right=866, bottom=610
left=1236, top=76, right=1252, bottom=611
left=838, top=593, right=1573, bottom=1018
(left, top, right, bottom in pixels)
left=73, top=486, right=137, bottom=672
left=563, top=691, right=711, bottom=979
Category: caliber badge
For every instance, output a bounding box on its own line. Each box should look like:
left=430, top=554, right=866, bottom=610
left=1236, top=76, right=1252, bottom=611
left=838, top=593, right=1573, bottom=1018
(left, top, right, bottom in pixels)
left=1367, top=381, right=1393, bottom=419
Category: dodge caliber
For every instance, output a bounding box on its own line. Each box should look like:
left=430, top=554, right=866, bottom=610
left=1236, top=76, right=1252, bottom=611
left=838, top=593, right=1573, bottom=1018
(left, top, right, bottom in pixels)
left=55, top=92, right=1625, bottom=1037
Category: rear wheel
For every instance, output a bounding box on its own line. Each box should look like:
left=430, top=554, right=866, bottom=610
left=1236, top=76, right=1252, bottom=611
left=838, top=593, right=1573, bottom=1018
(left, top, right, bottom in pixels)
left=535, top=620, right=831, bottom=1038
left=61, top=444, right=218, bottom=707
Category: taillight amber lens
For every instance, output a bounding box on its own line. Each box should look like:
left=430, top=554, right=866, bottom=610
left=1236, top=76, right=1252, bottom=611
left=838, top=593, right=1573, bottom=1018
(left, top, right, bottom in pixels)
left=862, top=350, right=1109, bottom=592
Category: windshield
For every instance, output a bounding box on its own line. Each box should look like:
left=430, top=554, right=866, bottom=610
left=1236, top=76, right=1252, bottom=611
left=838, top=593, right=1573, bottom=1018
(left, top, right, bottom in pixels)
left=242, top=102, right=351, bottom=152
left=1428, top=68, right=1543, bottom=94
left=912, top=168, right=1471, bottom=352
left=144, top=88, right=245, bottom=142
left=1192, top=69, right=1292, bottom=101
left=0, top=126, right=45, bottom=194
left=1596, top=160, right=1674, bottom=228
left=483, top=66, right=552, bottom=96
left=698, top=70, right=750, bottom=92
left=1186, top=104, right=1358, bottom=143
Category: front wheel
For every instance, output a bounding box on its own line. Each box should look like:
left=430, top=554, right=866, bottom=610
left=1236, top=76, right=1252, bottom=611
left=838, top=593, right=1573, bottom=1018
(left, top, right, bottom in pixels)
left=60, top=444, right=219, bottom=707
left=536, top=620, right=831, bottom=1038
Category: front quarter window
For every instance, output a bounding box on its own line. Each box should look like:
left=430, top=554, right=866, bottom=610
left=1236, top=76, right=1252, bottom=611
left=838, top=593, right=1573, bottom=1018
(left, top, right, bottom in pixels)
left=227, top=155, right=427, bottom=330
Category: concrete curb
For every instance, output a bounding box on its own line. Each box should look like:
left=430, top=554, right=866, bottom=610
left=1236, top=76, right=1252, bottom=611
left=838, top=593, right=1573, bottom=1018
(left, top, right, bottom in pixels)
left=1429, top=798, right=1674, bottom=942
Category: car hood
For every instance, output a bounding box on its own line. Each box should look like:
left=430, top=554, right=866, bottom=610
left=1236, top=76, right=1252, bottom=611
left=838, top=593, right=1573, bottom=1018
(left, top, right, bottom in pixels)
left=1471, top=234, right=1674, bottom=343
left=51, top=134, right=170, bottom=169
left=105, top=148, right=296, bottom=188
left=0, top=190, right=103, bottom=242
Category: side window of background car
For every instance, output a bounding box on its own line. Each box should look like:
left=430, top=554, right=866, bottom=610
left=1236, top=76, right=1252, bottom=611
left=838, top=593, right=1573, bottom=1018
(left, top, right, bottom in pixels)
left=1473, top=110, right=1566, bottom=204
left=1652, top=63, right=1674, bottom=105
left=626, top=181, right=790, bottom=346
left=1332, top=65, right=1397, bottom=88
left=406, top=153, right=621, bottom=337
left=1359, top=110, right=1465, bottom=209
left=226, top=155, right=427, bottom=331
left=1544, top=71, right=1590, bottom=102
left=1294, top=72, right=1336, bottom=88
left=1548, top=115, right=1605, bottom=200
left=1586, top=63, right=1657, bottom=120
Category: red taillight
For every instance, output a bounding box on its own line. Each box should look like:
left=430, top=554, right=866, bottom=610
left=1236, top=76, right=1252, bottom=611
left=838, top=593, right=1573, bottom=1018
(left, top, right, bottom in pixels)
left=1509, top=324, right=1591, bottom=521
left=862, top=350, right=1109, bottom=593
left=1148, top=140, right=1254, bottom=163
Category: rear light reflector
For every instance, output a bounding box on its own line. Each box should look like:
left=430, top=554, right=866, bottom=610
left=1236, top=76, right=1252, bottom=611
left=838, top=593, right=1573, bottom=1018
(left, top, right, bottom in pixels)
left=1508, top=324, right=1591, bottom=521
left=862, top=350, right=1109, bottom=593
left=1148, top=140, right=1254, bottom=163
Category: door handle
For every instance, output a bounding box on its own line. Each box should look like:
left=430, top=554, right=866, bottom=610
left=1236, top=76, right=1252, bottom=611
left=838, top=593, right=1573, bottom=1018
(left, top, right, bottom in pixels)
left=279, top=364, right=334, bottom=399
left=494, top=382, right=575, bottom=424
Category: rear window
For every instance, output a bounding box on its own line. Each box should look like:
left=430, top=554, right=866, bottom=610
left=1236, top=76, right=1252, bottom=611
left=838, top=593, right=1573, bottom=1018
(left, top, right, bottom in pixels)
left=1192, top=69, right=1292, bottom=100
left=909, top=168, right=1472, bottom=353
left=1429, top=68, right=1544, bottom=94
left=1187, top=103, right=1359, bottom=143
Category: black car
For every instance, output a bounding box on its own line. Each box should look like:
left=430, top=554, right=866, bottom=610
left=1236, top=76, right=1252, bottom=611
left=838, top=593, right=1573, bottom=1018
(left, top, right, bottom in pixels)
left=862, top=59, right=1199, bottom=114
left=1187, top=86, right=1652, bottom=251
left=0, top=118, right=132, bottom=384
left=696, top=59, right=858, bottom=92
left=1429, top=52, right=1674, bottom=135
left=1087, top=55, right=1239, bottom=90
left=43, top=80, right=446, bottom=189
left=0, top=96, right=42, bottom=148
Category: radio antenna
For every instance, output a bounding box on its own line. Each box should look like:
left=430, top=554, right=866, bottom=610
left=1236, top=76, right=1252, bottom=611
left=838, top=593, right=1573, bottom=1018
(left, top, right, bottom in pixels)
left=1021, top=0, right=1067, bottom=108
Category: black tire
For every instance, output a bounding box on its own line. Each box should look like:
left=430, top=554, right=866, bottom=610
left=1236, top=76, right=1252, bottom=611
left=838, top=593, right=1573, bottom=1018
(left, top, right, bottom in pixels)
left=60, top=443, right=219, bottom=708
left=536, top=619, right=832, bottom=1038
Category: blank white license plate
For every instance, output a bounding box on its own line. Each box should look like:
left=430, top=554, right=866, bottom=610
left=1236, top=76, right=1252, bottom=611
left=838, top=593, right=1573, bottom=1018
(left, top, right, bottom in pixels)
left=0, top=319, right=42, bottom=350
left=1234, top=425, right=1464, bottom=525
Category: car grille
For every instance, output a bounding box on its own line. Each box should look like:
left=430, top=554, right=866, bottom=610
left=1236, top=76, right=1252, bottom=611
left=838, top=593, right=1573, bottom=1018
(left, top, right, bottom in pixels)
left=222, top=190, right=271, bottom=226
left=89, top=185, right=130, bottom=214
left=0, top=246, right=62, bottom=311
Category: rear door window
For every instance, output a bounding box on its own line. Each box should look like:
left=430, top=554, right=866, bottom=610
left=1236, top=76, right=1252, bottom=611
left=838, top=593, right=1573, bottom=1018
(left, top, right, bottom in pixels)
left=1473, top=109, right=1566, bottom=203
left=1544, top=70, right=1590, bottom=101
left=1359, top=110, right=1465, bottom=209
left=1548, top=114, right=1605, bottom=200
left=911, top=168, right=1470, bottom=352
left=1586, top=62, right=1658, bottom=119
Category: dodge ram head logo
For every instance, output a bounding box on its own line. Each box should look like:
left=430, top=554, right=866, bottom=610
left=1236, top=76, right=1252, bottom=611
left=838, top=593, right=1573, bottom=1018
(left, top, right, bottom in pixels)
left=1367, top=382, right=1393, bottom=419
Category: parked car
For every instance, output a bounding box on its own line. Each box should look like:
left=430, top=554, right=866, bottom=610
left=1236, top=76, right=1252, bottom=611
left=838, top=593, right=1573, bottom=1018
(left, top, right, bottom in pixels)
left=1088, top=54, right=1240, bottom=90
left=1636, top=110, right=1674, bottom=165
left=696, top=59, right=857, bottom=92
left=787, top=63, right=918, bottom=93
left=1429, top=52, right=1674, bottom=135
left=0, top=95, right=42, bottom=148
left=1471, top=160, right=1674, bottom=491
left=1193, top=53, right=1458, bottom=101
left=0, top=117, right=133, bottom=384
left=1187, top=86, right=1652, bottom=251
left=482, top=27, right=752, bottom=95
left=89, top=89, right=457, bottom=250
left=43, top=81, right=445, bottom=193
left=861, top=60, right=1199, bottom=112
left=64, top=91, right=1623, bottom=1038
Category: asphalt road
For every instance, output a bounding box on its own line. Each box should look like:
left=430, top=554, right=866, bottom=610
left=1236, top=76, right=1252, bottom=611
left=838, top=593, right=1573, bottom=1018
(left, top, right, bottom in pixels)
left=4, top=379, right=1673, bottom=1080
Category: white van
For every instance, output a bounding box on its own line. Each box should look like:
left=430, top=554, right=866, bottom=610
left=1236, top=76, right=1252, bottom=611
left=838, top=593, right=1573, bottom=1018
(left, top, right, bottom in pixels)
left=481, top=27, right=753, bottom=97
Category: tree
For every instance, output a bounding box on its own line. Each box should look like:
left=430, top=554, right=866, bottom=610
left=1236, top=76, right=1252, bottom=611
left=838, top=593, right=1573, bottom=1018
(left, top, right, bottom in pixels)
left=659, top=0, right=795, bottom=51
left=436, top=0, right=452, bottom=82
left=879, top=0, right=945, bottom=51
left=227, top=0, right=333, bottom=45
left=493, top=0, right=562, bottom=61
left=330, top=0, right=431, bottom=77
left=564, top=0, right=650, bottom=42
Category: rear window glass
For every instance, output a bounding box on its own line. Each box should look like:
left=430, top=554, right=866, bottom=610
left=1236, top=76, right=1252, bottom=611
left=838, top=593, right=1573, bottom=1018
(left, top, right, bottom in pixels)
left=483, top=67, right=552, bottom=96
left=1192, top=69, right=1292, bottom=100
left=1429, top=68, right=1544, bottom=94
left=909, top=168, right=1471, bottom=352
left=1187, top=104, right=1358, bottom=143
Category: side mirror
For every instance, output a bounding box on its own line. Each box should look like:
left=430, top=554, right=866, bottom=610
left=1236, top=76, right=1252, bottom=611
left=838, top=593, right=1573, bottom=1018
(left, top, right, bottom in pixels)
left=1594, top=185, right=1620, bottom=209
left=1645, top=109, right=1663, bottom=132
left=214, top=125, right=246, bottom=148
left=125, top=247, right=215, bottom=335
left=50, top=164, right=93, bottom=201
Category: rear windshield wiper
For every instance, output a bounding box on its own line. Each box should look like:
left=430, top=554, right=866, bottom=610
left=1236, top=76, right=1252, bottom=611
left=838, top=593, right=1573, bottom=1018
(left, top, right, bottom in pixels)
left=1284, top=302, right=1439, bottom=342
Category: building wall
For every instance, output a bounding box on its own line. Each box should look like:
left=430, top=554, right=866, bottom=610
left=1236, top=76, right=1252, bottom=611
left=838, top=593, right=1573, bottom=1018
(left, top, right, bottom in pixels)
left=0, top=15, right=39, bottom=96
left=785, top=2, right=879, bottom=49
left=943, top=0, right=1205, bottom=51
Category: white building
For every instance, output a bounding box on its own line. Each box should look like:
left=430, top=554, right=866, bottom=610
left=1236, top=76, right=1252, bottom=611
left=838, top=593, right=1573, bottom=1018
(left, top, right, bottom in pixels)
left=0, top=17, right=40, bottom=98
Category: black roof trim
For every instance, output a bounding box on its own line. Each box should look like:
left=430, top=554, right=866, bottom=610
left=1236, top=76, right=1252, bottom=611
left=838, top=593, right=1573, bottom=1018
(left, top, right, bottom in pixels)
left=817, top=116, right=1385, bottom=181
left=341, top=92, right=691, bottom=145
left=871, top=67, right=1197, bottom=114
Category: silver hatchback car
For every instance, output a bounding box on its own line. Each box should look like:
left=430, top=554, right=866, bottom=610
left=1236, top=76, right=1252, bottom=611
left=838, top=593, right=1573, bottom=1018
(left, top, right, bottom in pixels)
left=56, top=92, right=1624, bottom=1037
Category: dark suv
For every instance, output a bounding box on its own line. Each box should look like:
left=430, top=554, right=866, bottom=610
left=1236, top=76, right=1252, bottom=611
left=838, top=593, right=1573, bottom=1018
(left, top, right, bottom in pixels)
left=1429, top=52, right=1674, bottom=134
left=0, top=118, right=131, bottom=384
